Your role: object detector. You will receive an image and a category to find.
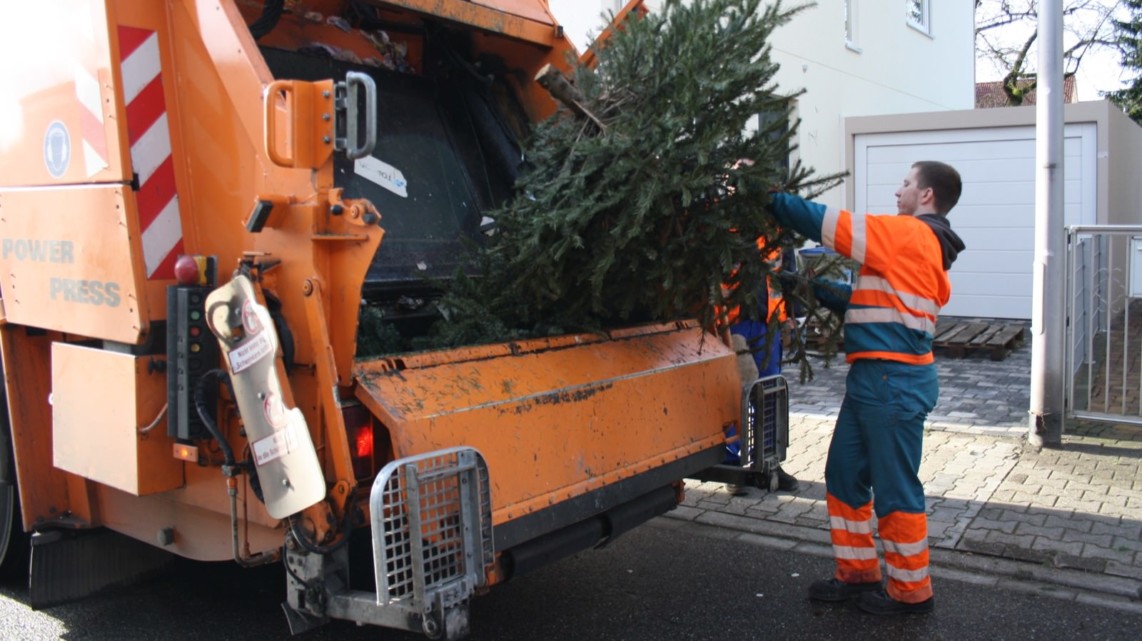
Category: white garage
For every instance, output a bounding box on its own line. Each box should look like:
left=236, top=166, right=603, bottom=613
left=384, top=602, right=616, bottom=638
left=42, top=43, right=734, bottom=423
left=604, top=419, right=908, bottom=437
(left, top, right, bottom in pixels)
left=844, top=100, right=1142, bottom=320
left=853, top=124, right=1096, bottom=319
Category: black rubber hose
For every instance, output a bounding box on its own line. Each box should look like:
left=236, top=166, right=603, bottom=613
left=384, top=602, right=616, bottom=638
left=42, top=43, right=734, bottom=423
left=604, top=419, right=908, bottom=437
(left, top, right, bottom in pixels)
left=249, top=0, right=285, bottom=41
left=194, top=368, right=236, bottom=467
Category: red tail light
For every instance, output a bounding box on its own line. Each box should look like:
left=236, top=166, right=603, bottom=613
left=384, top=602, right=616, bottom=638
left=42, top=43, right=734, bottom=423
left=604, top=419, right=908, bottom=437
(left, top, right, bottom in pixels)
left=354, top=424, right=374, bottom=460
left=342, top=404, right=374, bottom=480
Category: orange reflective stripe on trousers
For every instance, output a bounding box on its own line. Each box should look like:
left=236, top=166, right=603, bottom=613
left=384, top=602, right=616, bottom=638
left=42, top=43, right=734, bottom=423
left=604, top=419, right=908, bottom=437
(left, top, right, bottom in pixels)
left=879, top=511, right=932, bottom=603
left=826, top=494, right=881, bottom=584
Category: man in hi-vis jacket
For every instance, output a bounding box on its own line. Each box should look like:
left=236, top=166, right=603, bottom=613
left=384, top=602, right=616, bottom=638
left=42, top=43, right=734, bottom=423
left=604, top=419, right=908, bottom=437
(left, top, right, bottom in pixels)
left=769, top=161, right=965, bottom=615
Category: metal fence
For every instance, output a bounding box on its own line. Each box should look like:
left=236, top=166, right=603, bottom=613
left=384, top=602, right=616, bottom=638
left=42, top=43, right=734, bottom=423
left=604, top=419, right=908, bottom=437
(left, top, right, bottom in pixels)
left=1064, top=225, right=1142, bottom=427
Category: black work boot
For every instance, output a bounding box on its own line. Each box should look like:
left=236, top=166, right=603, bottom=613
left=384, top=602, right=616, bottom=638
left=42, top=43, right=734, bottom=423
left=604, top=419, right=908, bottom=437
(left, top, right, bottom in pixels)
left=857, top=589, right=934, bottom=615
left=775, top=467, right=800, bottom=492
left=724, top=483, right=747, bottom=496
left=808, top=578, right=881, bottom=602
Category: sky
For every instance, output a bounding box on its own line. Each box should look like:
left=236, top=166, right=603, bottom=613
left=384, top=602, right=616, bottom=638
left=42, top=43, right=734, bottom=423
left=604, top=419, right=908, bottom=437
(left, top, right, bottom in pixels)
left=1072, top=49, right=1130, bottom=101
left=974, top=0, right=1132, bottom=102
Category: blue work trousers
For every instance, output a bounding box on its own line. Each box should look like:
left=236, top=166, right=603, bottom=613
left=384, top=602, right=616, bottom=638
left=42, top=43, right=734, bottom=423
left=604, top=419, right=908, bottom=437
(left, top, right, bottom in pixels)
left=826, top=359, right=938, bottom=516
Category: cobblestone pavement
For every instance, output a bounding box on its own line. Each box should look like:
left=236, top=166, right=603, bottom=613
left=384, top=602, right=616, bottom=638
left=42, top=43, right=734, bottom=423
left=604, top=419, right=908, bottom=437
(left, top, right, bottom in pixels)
left=674, top=332, right=1142, bottom=611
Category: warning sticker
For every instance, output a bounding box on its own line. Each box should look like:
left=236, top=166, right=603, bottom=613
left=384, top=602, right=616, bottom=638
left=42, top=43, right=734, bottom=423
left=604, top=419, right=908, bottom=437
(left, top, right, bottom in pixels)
left=354, top=156, right=408, bottom=198
left=263, top=391, right=287, bottom=429
left=227, top=331, right=273, bottom=374
left=251, top=420, right=302, bottom=467
left=242, top=299, right=263, bottom=336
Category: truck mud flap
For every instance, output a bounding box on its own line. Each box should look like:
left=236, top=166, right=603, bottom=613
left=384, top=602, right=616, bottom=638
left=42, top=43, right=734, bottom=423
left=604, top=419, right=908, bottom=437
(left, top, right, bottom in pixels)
left=29, top=528, right=174, bottom=609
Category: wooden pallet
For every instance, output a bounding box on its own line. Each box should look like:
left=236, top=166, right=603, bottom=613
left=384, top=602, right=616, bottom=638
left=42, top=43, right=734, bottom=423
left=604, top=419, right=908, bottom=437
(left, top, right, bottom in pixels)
left=933, top=321, right=1025, bottom=360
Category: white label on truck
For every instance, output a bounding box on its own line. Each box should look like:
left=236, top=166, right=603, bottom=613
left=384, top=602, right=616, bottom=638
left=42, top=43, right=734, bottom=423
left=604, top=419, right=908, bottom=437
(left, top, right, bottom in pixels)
left=228, top=331, right=273, bottom=374
left=354, top=156, right=408, bottom=198
left=251, top=420, right=302, bottom=467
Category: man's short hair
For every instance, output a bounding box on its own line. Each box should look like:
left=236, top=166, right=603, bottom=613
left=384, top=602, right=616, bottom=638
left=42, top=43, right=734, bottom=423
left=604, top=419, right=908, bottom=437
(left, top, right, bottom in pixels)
left=913, top=161, right=962, bottom=215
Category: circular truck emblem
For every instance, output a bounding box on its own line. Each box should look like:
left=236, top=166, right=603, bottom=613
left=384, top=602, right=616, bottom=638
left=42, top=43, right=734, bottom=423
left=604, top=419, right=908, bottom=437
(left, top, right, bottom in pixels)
left=43, top=121, right=71, bottom=178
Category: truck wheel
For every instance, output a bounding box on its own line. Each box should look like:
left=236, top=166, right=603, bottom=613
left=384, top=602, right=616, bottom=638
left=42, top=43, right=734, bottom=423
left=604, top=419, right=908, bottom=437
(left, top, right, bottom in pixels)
left=0, top=395, right=28, bottom=580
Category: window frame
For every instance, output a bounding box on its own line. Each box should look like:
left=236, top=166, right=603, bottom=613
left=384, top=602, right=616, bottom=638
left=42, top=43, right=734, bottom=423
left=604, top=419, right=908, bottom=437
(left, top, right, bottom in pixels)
left=755, top=97, right=796, bottom=175
left=906, top=0, right=931, bottom=36
left=844, top=0, right=861, bottom=53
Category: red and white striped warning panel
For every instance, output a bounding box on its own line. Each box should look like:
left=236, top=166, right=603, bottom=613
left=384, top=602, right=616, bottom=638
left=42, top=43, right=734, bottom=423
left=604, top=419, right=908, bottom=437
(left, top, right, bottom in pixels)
left=75, top=65, right=108, bottom=178
left=118, top=25, right=184, bottom=281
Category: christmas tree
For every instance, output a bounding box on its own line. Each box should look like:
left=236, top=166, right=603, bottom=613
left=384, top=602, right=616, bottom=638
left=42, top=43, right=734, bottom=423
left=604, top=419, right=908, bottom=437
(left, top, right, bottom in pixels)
left=396, top=0, right=846, bottom=376
left=1109, top=0, right=1142, bottom=123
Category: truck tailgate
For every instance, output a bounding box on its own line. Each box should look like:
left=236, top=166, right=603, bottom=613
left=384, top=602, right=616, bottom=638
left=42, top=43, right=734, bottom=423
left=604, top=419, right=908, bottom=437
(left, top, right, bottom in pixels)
left=353, top=322, right=738, bottom=548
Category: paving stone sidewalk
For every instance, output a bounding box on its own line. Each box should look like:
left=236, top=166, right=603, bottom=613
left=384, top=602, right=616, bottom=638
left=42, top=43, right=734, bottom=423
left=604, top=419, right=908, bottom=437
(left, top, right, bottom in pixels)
left=673, top=332, right=1142, bottom=607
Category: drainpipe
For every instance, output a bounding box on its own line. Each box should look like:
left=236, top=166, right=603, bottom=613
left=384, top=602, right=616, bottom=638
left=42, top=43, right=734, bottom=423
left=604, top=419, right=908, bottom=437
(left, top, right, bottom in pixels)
left=1028, top=0, right=1065, bottom=448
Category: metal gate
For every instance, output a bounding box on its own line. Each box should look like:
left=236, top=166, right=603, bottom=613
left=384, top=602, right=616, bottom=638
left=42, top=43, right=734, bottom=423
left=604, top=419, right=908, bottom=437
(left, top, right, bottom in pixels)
left=1064, top=225, right=1142, bottom=427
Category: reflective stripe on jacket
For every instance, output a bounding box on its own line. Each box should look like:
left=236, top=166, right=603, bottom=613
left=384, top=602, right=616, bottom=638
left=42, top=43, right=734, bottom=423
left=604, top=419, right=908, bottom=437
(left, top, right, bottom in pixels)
left=769, top=193, right=950, bottom=365
left=724, top=277, right=786, bottom=327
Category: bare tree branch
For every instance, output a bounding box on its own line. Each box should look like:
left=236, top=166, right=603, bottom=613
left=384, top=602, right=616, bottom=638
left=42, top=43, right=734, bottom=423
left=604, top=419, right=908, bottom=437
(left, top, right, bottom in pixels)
left=977, top=0, right=1125, bottom=105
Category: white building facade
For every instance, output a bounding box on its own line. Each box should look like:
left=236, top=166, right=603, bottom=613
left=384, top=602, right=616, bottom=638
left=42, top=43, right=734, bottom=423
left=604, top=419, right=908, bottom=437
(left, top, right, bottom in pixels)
left=546, top=0, right=976, bottom=208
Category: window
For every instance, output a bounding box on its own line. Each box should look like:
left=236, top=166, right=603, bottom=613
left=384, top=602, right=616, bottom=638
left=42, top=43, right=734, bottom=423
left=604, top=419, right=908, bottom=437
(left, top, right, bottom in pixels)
left=906, top=0, right=930, bottom=35
left=756, top=98, right=795, bottom=174
left=844, top=0, right=860, bottom=52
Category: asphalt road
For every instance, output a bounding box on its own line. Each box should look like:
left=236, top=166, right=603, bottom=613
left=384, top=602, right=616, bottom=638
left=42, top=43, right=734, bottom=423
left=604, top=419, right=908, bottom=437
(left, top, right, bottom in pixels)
left=2, top=518, right=1141, bottom=641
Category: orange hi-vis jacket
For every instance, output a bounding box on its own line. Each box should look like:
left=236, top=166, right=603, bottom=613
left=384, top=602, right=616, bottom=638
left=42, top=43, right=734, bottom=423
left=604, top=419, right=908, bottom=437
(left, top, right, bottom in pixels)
left=769, top=193, right=963, bottom=365
left=721, top=238, right=787, bottom=329
left=722, top=286, right=784, bottom=329
left=724, top=276, right=786, bottom=328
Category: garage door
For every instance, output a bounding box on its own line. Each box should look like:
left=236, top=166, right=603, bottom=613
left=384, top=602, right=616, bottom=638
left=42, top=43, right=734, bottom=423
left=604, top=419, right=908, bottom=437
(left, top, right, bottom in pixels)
left=853, top=124, right=1097, bottom=320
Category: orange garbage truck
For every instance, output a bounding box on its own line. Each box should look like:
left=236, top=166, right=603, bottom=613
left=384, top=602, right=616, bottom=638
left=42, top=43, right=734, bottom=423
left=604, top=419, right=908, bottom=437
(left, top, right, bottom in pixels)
left=0, top=1, right=787, bottom=637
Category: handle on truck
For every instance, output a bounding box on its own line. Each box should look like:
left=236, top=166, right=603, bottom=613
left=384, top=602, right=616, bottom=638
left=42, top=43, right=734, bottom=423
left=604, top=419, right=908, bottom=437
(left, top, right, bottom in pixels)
left=342, top=71, right=377, bottom=160
left=262, top=74, right=373, bottom=169
left=263, top=80, right=296, bottom=167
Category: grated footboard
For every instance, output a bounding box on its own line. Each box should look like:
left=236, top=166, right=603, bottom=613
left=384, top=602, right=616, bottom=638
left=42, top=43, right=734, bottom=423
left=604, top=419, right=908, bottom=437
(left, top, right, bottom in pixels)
left=369, top=447, right=493, bottom=619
